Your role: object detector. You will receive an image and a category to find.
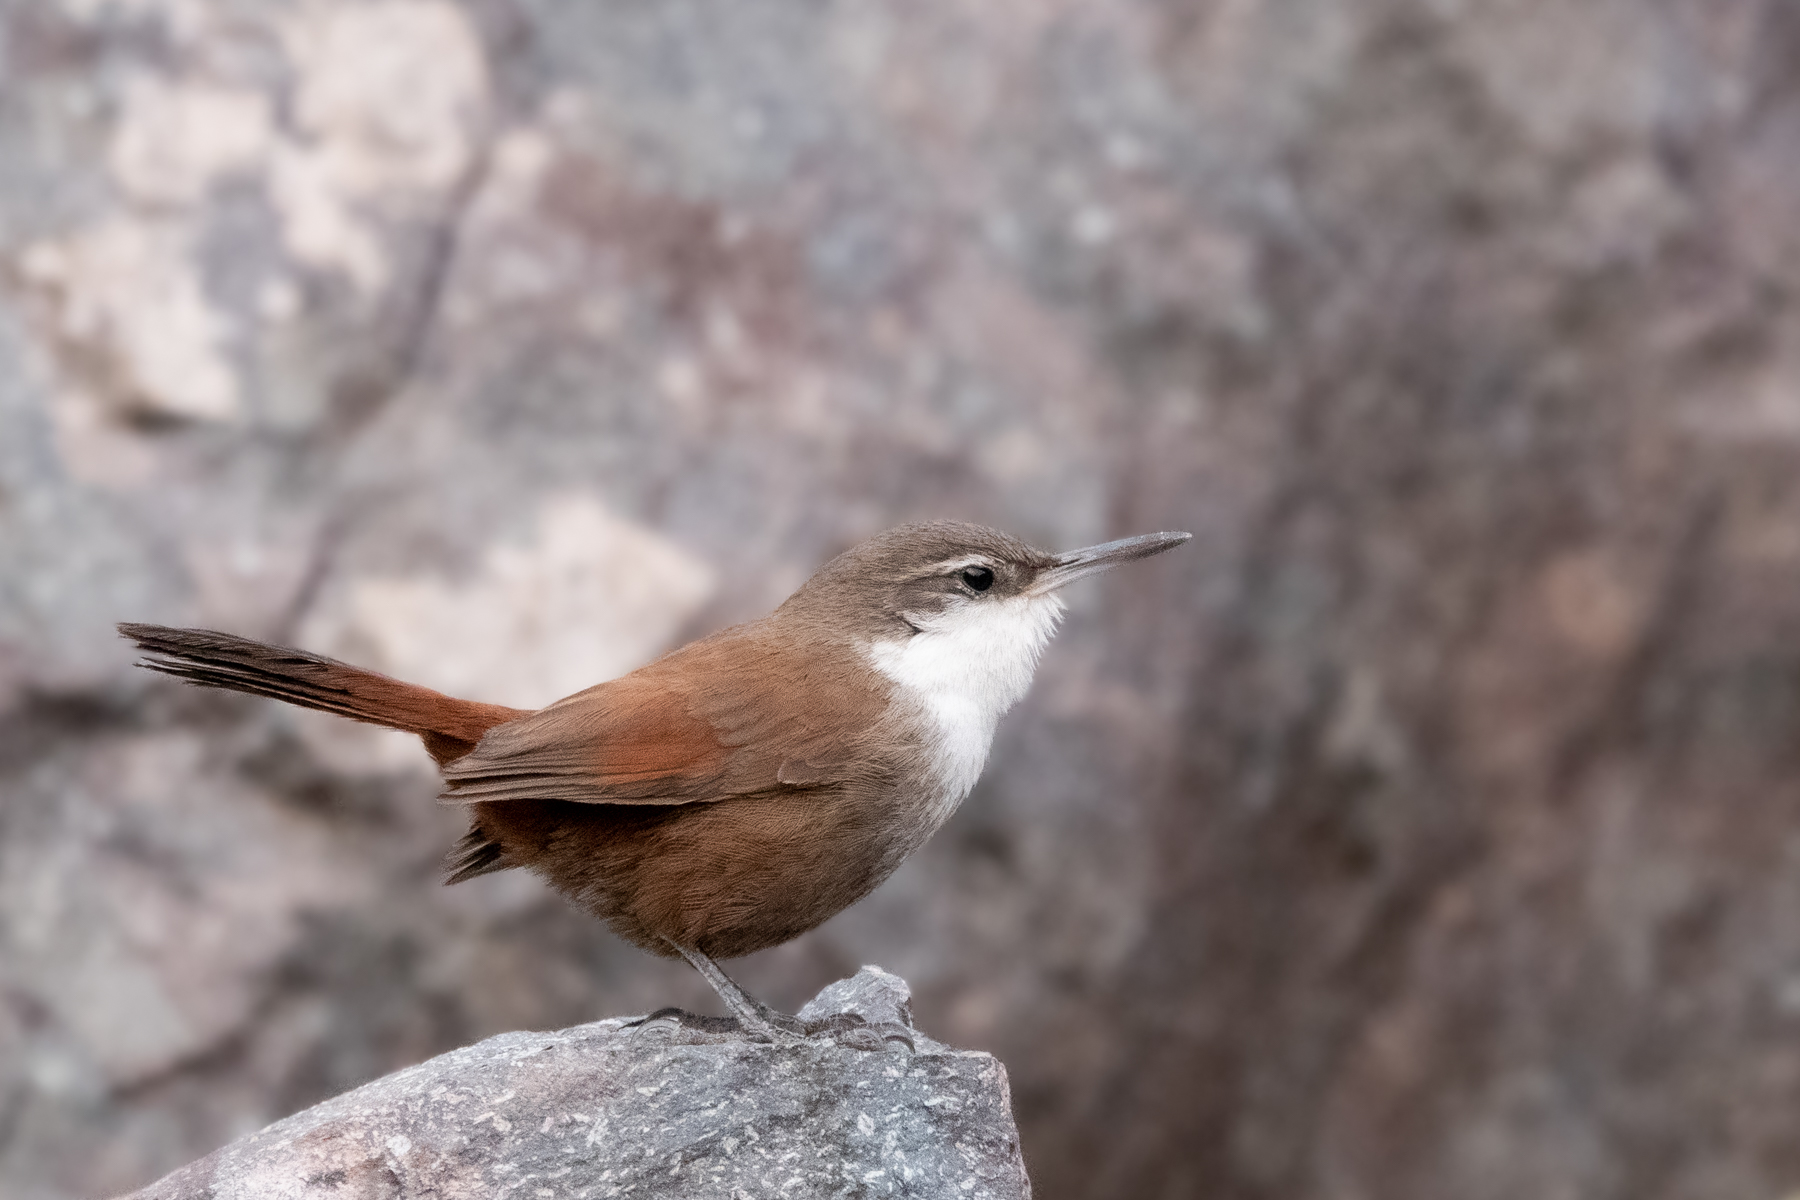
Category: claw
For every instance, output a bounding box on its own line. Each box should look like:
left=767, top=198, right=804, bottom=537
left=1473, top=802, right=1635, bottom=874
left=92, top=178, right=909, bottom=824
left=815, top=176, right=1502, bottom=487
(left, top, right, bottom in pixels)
left=801, top=1013, right=915, bottom=1052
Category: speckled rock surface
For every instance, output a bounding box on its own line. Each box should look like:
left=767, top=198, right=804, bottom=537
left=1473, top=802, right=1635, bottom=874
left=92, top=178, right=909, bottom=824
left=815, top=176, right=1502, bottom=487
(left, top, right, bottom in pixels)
left=120, top=968, right=1029, bottom=1200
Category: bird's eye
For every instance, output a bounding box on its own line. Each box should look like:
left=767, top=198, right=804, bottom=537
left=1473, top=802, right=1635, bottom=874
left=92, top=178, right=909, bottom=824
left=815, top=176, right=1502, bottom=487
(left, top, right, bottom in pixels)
left=961, top=566, right=995, bottom=592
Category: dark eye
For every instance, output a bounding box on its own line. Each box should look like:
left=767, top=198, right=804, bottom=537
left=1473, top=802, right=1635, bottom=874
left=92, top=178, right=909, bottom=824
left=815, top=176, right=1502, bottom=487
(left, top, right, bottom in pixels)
left=961, top=566, right=995, bottom=592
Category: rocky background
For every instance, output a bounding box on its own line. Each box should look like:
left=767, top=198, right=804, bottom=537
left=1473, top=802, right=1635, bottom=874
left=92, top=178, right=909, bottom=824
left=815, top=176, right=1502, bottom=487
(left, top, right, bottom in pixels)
left=2, top=1, right=1799, bottom=1197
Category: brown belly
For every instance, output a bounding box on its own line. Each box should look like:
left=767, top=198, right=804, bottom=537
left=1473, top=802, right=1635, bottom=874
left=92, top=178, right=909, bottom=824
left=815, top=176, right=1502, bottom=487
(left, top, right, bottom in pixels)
left=469, top=787, right=913, bottom=959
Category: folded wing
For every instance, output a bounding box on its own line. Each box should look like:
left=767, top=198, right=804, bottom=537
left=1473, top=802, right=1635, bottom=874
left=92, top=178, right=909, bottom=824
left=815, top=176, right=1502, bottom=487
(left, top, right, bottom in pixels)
left=438, top=623, right=882, bottom=806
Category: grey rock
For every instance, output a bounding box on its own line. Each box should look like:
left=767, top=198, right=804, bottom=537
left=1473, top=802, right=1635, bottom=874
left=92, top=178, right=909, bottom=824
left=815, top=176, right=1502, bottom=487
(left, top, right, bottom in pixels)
left=121, top=968, right=1029, bottom=1200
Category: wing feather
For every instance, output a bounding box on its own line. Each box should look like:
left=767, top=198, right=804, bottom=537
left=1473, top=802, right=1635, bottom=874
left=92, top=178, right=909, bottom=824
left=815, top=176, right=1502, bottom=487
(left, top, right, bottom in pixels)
left=438, top=623, right=884, bottom=806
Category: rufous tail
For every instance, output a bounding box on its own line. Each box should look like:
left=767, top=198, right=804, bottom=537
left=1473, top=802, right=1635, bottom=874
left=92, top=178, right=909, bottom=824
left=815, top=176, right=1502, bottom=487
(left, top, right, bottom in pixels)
left=118, top=623, right=527, bottom=766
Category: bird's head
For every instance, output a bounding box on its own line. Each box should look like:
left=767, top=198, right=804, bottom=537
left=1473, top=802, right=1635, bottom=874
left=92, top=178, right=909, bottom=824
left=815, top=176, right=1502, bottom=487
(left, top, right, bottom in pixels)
left=784, top=520, right=1190, bottom=720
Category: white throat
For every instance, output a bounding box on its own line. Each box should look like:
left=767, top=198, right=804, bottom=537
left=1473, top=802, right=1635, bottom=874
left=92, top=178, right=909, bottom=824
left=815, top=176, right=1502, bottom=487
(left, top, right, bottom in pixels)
left=866, top=592, right=1066, bottom=813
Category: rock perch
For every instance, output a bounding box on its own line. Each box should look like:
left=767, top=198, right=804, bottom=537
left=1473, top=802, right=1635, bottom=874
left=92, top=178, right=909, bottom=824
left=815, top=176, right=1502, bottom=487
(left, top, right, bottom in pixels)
left=119, top=967, right=1031, bottom=1199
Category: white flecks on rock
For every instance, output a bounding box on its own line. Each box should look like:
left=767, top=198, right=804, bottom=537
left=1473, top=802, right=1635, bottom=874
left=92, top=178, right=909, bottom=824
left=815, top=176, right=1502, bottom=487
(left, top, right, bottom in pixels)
left=122, top=968, right=1029, bottom=1200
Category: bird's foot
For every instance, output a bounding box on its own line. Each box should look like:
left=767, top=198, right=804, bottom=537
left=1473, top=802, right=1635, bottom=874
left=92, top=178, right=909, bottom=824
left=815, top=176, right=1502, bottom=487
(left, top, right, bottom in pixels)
left=667, top=941, right=919, bottom=1049
left=802, top=1012, right=916, bottom=1052
left=667, top=939, right=806, bottom=1044
left=736, top=1005, right=808, bottom=1043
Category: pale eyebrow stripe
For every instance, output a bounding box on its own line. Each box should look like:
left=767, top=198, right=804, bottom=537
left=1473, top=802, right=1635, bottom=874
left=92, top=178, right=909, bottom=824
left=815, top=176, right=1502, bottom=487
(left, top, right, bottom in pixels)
left=922, top=556, right=997, bottom=575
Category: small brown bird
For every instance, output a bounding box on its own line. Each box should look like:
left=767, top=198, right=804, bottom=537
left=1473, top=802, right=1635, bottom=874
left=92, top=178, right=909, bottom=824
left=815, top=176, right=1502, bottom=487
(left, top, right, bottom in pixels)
left=121, top=521, right=1188, bottom=1038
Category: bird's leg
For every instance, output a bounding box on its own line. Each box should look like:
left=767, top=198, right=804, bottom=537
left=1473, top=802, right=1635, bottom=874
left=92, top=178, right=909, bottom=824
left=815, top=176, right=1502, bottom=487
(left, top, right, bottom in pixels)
left=667, top=940, right=805, bottom=1040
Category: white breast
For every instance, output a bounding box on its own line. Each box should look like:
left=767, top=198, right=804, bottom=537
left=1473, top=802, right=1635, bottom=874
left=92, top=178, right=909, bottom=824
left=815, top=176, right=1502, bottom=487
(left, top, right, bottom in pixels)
left=866, top=593, right=1066, bottom=821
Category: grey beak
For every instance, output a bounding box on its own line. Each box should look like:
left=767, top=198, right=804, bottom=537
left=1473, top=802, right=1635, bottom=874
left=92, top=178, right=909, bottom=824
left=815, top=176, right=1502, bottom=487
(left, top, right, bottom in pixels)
left=1029, top=531, right=1192, bottom=594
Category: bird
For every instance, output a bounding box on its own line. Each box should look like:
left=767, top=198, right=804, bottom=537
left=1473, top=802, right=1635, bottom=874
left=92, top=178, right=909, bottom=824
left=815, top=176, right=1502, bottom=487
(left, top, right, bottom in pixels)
left=119, top=520, right=1190, bottom=1039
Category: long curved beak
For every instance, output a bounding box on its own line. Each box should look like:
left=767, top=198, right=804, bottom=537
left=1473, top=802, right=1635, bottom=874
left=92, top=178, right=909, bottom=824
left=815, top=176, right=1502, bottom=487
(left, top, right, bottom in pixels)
left=1029, top=531, right=1192, bottom=595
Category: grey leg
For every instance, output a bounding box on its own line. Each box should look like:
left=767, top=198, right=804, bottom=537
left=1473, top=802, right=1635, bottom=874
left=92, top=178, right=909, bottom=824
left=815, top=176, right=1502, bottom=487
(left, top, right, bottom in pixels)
left=667, top=940, right=804, bottom=1040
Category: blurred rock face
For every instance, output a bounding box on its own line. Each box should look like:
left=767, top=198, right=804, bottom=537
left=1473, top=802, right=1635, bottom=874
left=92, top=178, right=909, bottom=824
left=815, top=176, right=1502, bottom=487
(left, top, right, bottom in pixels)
left=1, top=1, right=1798, bottom=1198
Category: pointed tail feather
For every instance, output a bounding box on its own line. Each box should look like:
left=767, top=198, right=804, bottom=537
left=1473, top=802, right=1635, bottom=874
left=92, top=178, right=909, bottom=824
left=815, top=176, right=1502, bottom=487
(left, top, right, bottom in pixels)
left=118, top=623, right=527, bottom=766
left=443, top=827, right=510, bottom=883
